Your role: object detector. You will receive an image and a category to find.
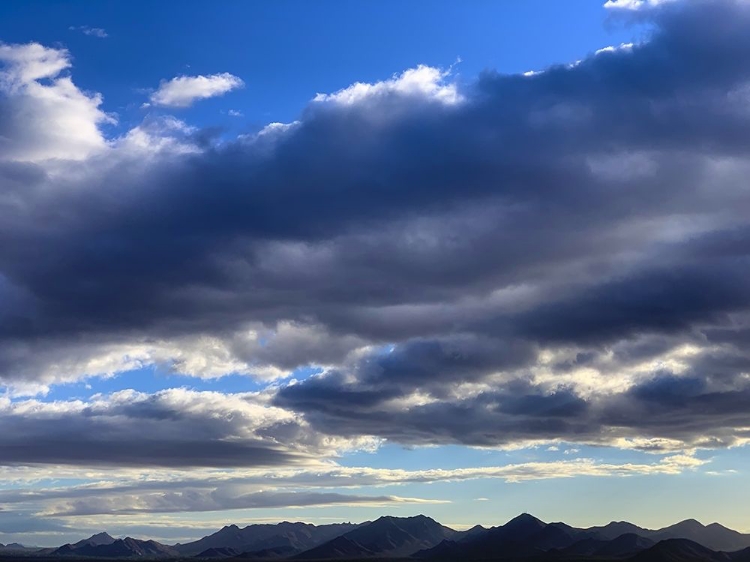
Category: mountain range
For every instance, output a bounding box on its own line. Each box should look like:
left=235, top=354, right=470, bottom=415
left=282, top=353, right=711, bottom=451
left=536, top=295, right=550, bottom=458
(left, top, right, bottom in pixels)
left=6, top=513, right=750, bottom=561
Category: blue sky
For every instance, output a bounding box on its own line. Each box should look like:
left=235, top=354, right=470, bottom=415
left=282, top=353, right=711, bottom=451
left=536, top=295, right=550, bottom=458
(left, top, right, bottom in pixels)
left=1, top=0, right=750, bottom=547
left=0, top=1, right=647, bottom=132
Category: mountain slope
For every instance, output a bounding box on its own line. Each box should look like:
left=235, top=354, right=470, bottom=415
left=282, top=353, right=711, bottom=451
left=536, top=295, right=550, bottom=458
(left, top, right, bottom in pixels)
left=651, top=520, right=750, bottom=552
left=596, top=533, right=656, bottom=557
left=588, top=521, right=652, bottom=541
left=175, top=522, right=359, bottom=556
left=296, top=515, right=456, bottom=559
left=53, top=537, right=178, bottom=558
left=630, top=538, right=732, bottom=562
left=418, top=513, right=583, bottom=560
left=72, top=532, right=117, bottom=549
left=195, top=547, right=241, bottom=558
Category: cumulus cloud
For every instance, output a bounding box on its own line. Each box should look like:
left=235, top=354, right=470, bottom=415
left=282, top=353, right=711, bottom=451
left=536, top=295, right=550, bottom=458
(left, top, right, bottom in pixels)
left=313, top=64, right=462, bottom=106
left=0, top=42, right=112, bottom=162
left=149, top=73, right=244, bottom=107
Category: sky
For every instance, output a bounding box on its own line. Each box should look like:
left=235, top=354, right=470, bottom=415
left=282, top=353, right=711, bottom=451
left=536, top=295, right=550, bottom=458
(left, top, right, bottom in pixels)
left=1, top=0, right=750, bottom=547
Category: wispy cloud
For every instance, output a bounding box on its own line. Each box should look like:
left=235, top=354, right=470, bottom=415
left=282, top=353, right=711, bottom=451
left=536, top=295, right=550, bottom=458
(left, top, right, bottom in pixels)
left=68, top=25, right=108, bottom=38
left=149, top=73, right=244, bottom=107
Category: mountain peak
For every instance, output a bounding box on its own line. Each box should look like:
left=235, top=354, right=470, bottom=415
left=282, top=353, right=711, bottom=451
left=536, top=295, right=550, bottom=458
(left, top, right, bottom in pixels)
left=506, top=513, right=546, bottom=527
left=72, top=532, right=116, bottom=549
left=674, top=518, right=704, bottom=528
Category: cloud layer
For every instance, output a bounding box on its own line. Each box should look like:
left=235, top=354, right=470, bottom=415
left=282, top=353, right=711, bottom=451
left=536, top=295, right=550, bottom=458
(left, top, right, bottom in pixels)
left=1, top=0, right=750, bottom=539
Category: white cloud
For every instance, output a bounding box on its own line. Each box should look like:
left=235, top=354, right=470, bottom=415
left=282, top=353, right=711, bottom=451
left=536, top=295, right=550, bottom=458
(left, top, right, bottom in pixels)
left=603, top=0, right=675, bottom=10
left=0, top=42, right=113, bottom=162
left=0, top=322, right=369, bottom=396
left=595, top=42, right=635, bottom=55
left=313, top=64, right=462, bottom=106
left=150, top=73, right=244, bottom=107
left=116, top=115, right=200, bottom=155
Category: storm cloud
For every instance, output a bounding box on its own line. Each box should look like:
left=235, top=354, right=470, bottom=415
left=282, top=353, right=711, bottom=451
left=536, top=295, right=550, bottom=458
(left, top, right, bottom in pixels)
left=2, top=0, right=750, bottom=465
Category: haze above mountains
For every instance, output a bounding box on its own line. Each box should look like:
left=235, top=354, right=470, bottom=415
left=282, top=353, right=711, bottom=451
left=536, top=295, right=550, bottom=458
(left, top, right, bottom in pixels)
left=6, top=514, right=750, bottom=561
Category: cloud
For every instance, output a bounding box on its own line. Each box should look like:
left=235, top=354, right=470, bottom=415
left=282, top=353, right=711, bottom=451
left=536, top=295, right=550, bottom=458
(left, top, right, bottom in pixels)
left=46, top=491, right=445, bottom=517
left=1, top=0, right=750, bottom=465
left=149, top=73, right=244, bottom=107
left=69, top=26, right=108, bottom=38
left=313, top=64, right=462, bottom=106
left=0, top=388, right=375, bottom=468
left=0, top=42, right=112, bottom=162
left=0, top=454, right=702, bottom=519
left=603, top=0, right=677, bottom=10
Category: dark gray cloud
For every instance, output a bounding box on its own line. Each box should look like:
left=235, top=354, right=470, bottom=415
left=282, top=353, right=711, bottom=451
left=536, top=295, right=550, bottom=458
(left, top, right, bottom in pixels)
left=0, top=390, right=324, bottom=468
left=1, top=0, right=750, bottom=459
left=277, top=352, right=750, bottom=450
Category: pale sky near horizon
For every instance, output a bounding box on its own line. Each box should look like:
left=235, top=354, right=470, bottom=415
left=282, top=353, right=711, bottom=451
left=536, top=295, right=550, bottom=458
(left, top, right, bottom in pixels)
left=1, top=0, right=750, bottom=547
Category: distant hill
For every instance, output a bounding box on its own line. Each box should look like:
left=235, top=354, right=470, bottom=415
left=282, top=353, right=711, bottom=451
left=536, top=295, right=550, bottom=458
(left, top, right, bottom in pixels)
left=576, top=518, right=750, bottom=552
left=295, top=515, right=456, bottom=559
left=630, top=538, right=732, bottom=562
left=417, top=513, right=581, bottom=560
left=647, top=520, right=750, bottom=552
left=0, top=542, right=43, bottom=554
left=557, top=532, right=655, bottom=558
left=175, top=522, right=359, bottom=557
left=53, top=537, right=178, bottom=558
left=72, top=532, right=116, bottom=549
left=587, top=521, right=652, bottom=541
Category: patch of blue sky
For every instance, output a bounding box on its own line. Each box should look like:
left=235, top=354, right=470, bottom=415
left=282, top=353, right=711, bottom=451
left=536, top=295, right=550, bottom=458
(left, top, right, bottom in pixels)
left=339, top=441, right=687, bottom=471
left=39, top=364, right=322, bottom=402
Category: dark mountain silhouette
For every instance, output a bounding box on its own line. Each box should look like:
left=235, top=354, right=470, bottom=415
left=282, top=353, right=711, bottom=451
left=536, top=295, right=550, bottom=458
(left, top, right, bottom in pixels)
left=293, top=536, right=375, bottom=560
left=20, top=514, right=750, bottom=560
left=175, top=522, right=359, bottom=556
left=456, top=525, right=487, bottom=541
left=558, top=532, right=655, bottom=558
left=72, top=533, right=117, bottom=549
left=587, top=521, right=652, bottom=541
left=556, top=535, right=609, bottom=557
left=417, top=513, right=582, bottom=560
left=630, top=538, right=732, bottom=562
left=578, top=519, right=750, bottom=552
left=649, top=520, right=750, bottom=552
left=195, top=547, right=241, bottom=558
left=238, top=545, right=299, bottom=559
left=53, top=537, right=178, bottom=558
left=596, top=533, right=656, bottom=557
left=295, top=515, right=456, bottom=559
left=1, top=542, right=37, bottom=551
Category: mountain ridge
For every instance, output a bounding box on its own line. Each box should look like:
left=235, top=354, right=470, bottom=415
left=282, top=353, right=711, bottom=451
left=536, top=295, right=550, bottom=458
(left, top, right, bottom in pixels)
left=11, top=514, right=750, bottom=560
